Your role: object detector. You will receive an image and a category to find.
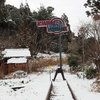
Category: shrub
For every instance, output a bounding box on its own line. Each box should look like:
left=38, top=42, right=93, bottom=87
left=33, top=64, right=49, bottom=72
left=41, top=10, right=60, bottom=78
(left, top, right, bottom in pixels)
left=0, top=53, right=4, bottom=60
left=67, top=54, right=81, bottom=71
left=85, top=67, right=97, bottom=79
left=76, top=73, right=81, bottom=78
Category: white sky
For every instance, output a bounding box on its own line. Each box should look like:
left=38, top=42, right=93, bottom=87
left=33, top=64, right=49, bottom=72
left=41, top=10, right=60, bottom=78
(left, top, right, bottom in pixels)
left=5, top=0, right=91, bottom=32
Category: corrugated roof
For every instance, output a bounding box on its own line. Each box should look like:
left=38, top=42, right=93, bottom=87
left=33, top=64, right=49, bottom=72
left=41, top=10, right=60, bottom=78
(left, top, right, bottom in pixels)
left=2, top=48, right=31, bottom=57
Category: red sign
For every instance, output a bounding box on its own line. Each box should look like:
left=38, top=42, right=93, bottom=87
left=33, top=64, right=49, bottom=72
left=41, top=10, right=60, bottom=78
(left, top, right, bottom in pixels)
left=36, top=17, right=68, bottom=34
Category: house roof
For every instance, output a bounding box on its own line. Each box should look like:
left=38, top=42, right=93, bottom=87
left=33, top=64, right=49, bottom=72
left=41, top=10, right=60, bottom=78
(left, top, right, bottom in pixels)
left=2, top=48, right=31, bottom=57
left=7, top=58, right=27, bottom=64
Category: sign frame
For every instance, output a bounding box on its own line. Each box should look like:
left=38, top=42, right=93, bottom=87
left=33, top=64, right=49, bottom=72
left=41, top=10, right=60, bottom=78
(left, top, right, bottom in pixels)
left=36, top=17, right=68, bottom=34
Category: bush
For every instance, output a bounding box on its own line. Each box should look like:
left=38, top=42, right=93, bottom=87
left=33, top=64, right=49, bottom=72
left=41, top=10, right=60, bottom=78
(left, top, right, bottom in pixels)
left=85, top=67, right=97, bottom=79
left=67, top=54, right=81, bottom=71
left=76, top=73, right=81, bottom=78
left=0, top=54, right=4, bottom=60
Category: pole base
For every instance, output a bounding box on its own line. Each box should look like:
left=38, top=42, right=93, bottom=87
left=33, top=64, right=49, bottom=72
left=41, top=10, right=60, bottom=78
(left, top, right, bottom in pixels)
left=52, top=68, right=66, bottom=81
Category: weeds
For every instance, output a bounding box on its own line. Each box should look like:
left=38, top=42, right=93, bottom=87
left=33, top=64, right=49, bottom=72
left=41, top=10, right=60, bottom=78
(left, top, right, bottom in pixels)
left=85, top=67, right=97, bottom=79
left=28, top=57, right=68, bottom=73
left=91, top=73, right=100, bottom=93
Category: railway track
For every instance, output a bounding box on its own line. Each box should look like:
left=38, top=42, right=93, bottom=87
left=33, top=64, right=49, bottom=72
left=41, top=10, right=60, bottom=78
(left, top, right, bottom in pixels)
left=46, top=80, right=77, bottom=100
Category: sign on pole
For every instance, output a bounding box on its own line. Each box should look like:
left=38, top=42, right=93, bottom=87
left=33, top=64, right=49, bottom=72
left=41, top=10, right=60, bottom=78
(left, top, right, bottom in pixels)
left=36, top=17, right=68, bottom=34
left=48, top=66, right=52, bottom=81
left=36, top=17, right=68, bottom=81
left=48, top=66, right=52, bottom=69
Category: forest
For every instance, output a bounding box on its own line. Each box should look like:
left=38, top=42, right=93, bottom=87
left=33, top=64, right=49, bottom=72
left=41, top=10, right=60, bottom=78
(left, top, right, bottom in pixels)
left=0, top=0, right=100, bottom=79
left=0, top=0, right=72, bottom=54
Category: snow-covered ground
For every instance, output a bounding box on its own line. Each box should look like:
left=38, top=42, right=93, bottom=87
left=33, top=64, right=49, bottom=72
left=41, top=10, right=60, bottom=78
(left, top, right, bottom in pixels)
left=65, top=72, right=100, bottom=100
left=0, top=66, right=100, bottom=100
left=0, top=72, right=51, bottom=100
left=0, top=53, right=100, bottom=100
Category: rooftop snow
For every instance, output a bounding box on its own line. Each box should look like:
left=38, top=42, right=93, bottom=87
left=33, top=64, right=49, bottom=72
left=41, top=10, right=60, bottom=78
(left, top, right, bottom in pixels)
left=7, top=58, right=27, bottom=64
left=2, top=48, right=31, bottom=57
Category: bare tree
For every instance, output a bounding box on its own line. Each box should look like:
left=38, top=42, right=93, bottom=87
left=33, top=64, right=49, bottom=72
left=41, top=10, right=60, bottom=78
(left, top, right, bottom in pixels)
left=78, top=20, right=100, bottom=72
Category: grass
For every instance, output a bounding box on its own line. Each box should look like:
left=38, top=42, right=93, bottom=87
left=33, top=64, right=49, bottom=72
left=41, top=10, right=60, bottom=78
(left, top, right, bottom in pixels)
left=90, top=73, right=100, bottom=93
left=28, top=57, right=68, bottom=72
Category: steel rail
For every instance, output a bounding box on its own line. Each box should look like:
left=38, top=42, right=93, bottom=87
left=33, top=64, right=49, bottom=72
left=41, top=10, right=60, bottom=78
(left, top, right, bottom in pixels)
left=47, top=81, right=77, bottom=100
left=66, top=80, right=77, bottom=100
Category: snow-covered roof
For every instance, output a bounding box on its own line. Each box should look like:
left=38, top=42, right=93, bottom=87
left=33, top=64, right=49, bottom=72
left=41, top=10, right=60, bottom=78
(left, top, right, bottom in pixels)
left=7, top=58, right=27, bottom=64
left=2, top=48, right=31, bottom=57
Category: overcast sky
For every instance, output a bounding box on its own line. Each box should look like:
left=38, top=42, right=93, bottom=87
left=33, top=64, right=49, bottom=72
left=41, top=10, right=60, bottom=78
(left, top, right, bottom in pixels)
left=5, top=0, right=91, bottom=32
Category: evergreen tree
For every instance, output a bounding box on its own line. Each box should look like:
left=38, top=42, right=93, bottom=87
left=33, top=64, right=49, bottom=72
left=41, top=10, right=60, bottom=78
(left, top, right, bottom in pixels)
left=84, top=0, right=100, bottom=20
left=0, top=0, right=7, bottom=28
left=32, top=5, right=56, bottom=52
left=33, top=5, right=54, bottom=20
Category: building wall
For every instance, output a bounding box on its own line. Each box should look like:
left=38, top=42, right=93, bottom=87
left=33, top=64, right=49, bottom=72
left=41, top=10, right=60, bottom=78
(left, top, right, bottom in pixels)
left=0, top=59, right=8, bottom=75
left=0, top=64, right=8, bottom=75
left=8, top=63, right=28, bottom=74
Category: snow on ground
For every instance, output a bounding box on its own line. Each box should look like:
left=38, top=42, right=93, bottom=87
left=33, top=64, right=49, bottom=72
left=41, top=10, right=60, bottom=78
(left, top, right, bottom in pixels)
left=0, top=72, right=51, bottom=100
left=65, top=73, right=100, bottom=100
left=0, top=53, right=100, bottom=100
left=0, top=68, right=100, bottom=100
left=37, top=52, right=67, bottom=59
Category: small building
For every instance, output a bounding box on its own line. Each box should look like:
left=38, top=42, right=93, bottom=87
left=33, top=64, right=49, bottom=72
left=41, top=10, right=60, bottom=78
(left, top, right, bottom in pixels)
left=2, top=48, right=31, bottom=75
